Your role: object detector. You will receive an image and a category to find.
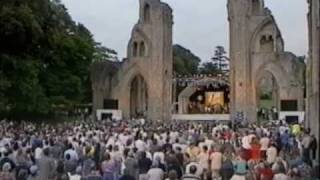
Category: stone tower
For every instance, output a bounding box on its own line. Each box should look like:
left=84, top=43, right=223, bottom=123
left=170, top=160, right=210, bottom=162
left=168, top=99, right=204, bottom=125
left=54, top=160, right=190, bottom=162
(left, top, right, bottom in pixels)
left=306, top=0, right=319, bottom=159
left=92, top=0, right=173, bottom=121
left=228, top=0, right=305, bottom=123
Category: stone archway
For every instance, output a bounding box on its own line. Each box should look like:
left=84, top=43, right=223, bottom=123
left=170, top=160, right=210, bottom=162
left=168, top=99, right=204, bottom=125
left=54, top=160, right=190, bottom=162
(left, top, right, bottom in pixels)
left=130, top=74, right=148, bottom=118
left=250, top=61, right=291, bottom=121
left=255, top=70, right=280, bottom=121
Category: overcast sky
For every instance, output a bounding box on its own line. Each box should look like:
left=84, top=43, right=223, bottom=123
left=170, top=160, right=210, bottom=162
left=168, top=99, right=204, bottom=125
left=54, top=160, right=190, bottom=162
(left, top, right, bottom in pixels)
left=61, top=0, right=308, bottom=62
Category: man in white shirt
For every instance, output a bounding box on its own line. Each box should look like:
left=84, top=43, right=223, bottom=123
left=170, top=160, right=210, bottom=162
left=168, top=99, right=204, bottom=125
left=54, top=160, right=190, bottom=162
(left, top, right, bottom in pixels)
left=266, top=144, right=277, bottom=164
left=241, top=133, right=251, bottom=150
left=135, top=138, right=147, bottom=152
left=279, top=122, right=288, bottom=135
left=119, top=132, right=130, bottom=146
left=169, top=131, right=179, bottom=144
left=241, top=131, right=252, bottom=161
left=153, top=151, right=165, bottom=164
left=64, top=146, right=79, bottom=162
left=35, top=146, right=43, bottom=163
left=260, top=135, right=270, bottom=159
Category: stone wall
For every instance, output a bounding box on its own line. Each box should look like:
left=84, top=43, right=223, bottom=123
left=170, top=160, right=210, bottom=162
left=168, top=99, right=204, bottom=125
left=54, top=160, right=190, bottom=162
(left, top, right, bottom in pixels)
left=228, top=0, right=305, bottom=122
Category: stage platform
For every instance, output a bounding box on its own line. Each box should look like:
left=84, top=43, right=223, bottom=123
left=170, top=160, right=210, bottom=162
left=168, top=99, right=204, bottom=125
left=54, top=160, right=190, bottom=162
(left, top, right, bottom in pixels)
left=172, top=114, right=230, bottom=121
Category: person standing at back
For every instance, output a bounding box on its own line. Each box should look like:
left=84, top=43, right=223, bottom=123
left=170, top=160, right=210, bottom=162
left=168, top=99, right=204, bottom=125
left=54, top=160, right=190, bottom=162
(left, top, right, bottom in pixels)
left=309, top=134, right=318, bottom=162
left=36, top=148, right=55, bottom=180
left=231, top=155, right=248, bottom=180
left=301, top=129, right=312, bottom=166
left=197, top=145, right=209, bottom=174
left=210, top=146, right=223, bottom=179
left=138, top=151, right=152, bottom=180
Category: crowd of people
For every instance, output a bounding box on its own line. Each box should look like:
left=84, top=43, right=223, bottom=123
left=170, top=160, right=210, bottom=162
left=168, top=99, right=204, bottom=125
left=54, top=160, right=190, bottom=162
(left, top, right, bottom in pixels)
left=0, top=118, right=318, bottom=180
left=257, top=107, right=278, bottom=121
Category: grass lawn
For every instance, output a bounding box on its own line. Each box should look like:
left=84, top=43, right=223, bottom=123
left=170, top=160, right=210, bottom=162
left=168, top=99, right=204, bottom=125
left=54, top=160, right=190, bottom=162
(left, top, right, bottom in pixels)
left=258, top=99, right=273, bottom=109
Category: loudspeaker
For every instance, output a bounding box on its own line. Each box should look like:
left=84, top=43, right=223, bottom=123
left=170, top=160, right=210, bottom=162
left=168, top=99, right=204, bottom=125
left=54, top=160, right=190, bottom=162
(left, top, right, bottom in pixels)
left=281, top=100, right=298, bottom=111
left=103, top=99, right=118, bottom=109
left=285, top=116, right=299, bottom=124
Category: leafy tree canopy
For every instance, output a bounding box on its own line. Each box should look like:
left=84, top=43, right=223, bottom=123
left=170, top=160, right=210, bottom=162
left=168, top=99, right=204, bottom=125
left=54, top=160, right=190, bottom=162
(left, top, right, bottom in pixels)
left=0, top=0, right=115, bottom=119
left=199, top=62, right=219, bottom=75
left=211, top=45, right=229, bottom=72
left=173, top=44, right=201, bottom=75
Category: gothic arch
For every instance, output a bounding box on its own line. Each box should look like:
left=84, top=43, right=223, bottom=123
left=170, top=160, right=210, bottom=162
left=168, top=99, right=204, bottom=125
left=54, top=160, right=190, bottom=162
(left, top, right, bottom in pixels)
left=259, top=34, right=274, bottom=52
left=250, top=17, right=284, bottom=54
left=250, top=17, right=274, bottom=53
left=129, top=74, right=149, bottom=118
left=252, top=61, right=290, bottom=116
left=253, top=61, right=290, bottom=111
left=255, top=70, right=280, bottom=111
left=133, top=41, right=138, bottom=57
left=254, top=61, right=289, bottom=89
left=139, top=41, right=146, bottom=56
left=128, top=27, right=152, bottom=58
left=113, top=64, right=151, bottom=118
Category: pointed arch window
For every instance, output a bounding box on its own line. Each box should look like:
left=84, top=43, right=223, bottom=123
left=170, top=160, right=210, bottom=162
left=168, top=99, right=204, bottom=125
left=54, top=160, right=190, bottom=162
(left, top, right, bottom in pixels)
left=139, top=41, right=146, bottom=56
left=144, top=3, right=151, bottom=23
left=260, top=35, right=274, bottom=52
left=133, top=41, right=138, bottom=57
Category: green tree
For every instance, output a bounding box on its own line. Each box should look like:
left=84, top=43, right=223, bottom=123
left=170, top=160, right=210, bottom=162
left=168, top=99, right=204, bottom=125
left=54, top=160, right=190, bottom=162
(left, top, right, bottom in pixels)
left=173, top=44, right=201, bottom=75
left=94, top=42, right=118, bottom=62
left=211, top=46, right=229, bottom=72
left=0, top=0, right=114, bottom=119
left=199, top=62, right=219, bottom=75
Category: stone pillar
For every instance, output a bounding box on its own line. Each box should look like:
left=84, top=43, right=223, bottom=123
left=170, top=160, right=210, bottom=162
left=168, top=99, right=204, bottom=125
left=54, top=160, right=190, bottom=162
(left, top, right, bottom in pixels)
left=228, top=0, right=253, bottom=123
left=307, top=0, right=320, bottom=161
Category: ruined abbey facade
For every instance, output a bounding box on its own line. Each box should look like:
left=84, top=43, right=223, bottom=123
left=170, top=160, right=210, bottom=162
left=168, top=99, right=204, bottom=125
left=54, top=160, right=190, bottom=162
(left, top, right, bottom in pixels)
left=92, top=0, right=318, bottom=129
left=92, top=0, right=173, bottom=120
left=227, top=0, right=305, bottom=122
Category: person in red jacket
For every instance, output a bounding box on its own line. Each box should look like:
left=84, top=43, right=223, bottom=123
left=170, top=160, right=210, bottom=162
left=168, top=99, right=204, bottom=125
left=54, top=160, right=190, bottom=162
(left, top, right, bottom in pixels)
left=255, top=161, right=274, bottom=180
left=250, top=137, right=261, bottom=162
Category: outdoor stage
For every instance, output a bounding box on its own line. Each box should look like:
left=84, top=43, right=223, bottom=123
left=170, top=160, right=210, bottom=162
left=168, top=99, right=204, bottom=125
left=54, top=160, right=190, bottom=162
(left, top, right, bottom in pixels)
left=172, top=114, right=230, bottom=121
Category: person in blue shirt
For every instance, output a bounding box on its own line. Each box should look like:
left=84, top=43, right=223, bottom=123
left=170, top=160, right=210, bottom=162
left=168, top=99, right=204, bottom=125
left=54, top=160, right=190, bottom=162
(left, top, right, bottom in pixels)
left=231, top=156, right=248, bottom=180
left=280, top=130, right=290, bottom=151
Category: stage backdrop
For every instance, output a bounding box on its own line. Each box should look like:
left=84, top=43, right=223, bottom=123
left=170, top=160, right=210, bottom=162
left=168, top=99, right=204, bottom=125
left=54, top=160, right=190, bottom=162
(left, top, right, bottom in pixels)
left=205, top=92, right=225, bottom=106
